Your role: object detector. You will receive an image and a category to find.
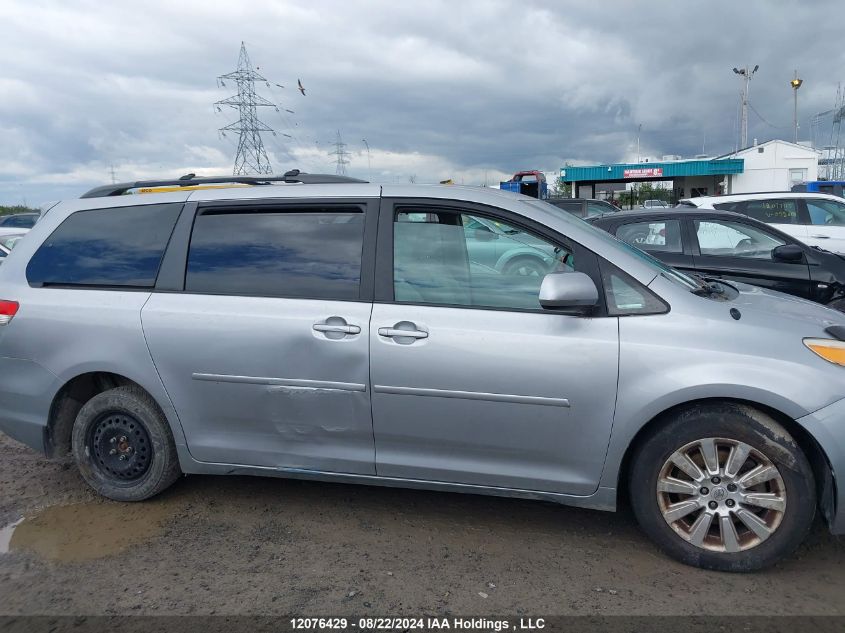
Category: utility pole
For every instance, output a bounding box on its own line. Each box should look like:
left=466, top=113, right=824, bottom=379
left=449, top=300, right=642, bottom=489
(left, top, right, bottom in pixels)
left=108, top=165, right=117, bottom=184
left=791, top=70, right=803, bottom=144
left=329, top=130, right=351, bottom=176
left=733, top=65, right=759, bottom=149
left=215, top=42, right=277, bottom=175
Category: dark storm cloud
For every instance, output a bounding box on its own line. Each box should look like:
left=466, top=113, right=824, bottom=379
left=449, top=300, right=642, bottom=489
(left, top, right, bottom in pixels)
left=0, top=0, right=842, bottom=203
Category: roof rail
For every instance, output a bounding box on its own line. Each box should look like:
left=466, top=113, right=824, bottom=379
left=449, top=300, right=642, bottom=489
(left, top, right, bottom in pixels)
left=80, top=170, right=368, bottom=198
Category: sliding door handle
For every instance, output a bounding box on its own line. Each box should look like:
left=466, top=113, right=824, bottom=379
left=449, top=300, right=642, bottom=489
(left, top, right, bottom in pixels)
left=314, top=323, right=361, bottom=335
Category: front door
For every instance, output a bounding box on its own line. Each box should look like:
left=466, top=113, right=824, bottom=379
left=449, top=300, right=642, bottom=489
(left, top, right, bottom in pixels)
left=803, top=197, right=845, bottom=254
left=142, top=201, right=377, bottom=474
left=690, top=217, right=811, bottom=297
left=369, top=202, right=619, bottom=495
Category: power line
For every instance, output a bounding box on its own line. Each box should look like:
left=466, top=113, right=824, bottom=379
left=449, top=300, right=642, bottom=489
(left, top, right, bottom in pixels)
left=215, top=42, right=277, bottom=175
left=748, top=103, right=785, bottom=130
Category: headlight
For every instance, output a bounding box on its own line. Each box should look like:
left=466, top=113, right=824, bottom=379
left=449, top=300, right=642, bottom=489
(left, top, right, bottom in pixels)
left=804, top=338, right=845, bottom=366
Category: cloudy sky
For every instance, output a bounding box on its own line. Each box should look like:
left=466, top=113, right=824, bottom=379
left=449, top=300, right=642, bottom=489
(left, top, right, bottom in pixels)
left=0, top=0, right=842, bottom=205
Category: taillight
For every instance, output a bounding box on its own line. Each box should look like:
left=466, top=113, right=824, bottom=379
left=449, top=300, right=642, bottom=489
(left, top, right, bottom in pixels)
left=0, top=300, right=19, bottom=326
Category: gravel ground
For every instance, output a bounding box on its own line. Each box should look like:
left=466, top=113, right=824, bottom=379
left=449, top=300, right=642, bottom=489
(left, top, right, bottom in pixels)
left=1, top=432, right=844, bottom=616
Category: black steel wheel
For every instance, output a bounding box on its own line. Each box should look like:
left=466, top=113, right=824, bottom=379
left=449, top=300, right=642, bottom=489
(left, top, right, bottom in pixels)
left=88, top=411, right=153, bottom=482
left=72, top=386, right=181, bottom=501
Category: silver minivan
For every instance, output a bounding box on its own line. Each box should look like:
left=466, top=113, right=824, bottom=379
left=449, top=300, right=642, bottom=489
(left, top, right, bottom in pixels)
left=1, top=173, right=844, bottom=572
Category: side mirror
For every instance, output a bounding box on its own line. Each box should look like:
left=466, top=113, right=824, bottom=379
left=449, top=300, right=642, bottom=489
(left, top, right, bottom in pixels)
left=539, top=271, right=599, bottom=312
left=772, top=244, right=804, bottom=263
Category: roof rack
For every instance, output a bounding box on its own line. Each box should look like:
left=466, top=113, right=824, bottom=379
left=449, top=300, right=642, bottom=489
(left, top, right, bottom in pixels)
left=80, top=170, right=368, bottom=198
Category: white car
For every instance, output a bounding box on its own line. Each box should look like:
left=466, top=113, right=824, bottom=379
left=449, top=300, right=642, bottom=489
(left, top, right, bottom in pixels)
left=680, top=192, right=845, bottom=254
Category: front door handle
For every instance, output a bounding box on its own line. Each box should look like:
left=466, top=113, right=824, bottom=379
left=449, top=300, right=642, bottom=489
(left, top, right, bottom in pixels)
left=378, top=327, right=428, bottom=339
left=810, top=235, right=830, bottom=239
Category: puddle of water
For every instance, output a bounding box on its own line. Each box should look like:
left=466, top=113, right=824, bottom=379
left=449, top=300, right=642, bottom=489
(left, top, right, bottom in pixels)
left=3, top=501, right=173, bottom=563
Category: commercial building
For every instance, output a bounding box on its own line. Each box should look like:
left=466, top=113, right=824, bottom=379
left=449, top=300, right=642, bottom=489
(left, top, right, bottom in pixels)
left=717, top=139, right=820, bottom=193
left=560, top=138, right=820, bottom=201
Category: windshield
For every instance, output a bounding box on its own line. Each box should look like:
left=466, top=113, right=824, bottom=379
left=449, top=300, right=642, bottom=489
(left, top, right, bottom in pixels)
left=524, top=199, right=701, bottom=291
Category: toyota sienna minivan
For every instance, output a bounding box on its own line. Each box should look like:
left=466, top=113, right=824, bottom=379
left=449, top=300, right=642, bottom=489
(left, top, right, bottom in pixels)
left=1, top=171, right=844, bottom=572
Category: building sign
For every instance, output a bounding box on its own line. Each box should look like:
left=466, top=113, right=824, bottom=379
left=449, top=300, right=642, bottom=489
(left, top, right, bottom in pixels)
left=623, top=167, right=664, bottom=179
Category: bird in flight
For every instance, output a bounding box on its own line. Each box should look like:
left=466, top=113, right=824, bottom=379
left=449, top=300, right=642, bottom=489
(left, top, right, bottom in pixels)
left=297, top=79, right=306, bottom=96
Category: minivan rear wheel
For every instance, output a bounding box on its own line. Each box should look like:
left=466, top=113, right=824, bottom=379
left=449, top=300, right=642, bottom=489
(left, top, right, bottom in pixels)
left=629, top=402, right=815, bottom=571
left=71, top=386, right=181, bottom=501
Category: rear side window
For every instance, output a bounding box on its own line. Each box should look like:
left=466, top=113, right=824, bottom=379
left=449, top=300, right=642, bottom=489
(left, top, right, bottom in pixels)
left=27, top=204, right=181, bottom=288
left=616, top=220, right=683, bottom=253
left=742, top=199, right=800, bottom=224
left=549, top=200, right=583, bottom=215
left=185, top=207, right=364, bottom=299
left=3, top=215, right=36, bottom=228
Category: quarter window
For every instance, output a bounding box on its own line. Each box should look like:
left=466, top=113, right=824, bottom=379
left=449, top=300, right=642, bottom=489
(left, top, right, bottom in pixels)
left=26, top=203, right=181, bottom=288
left=695, top=220, right=785, bottom=259
left=393, top=208, right=576, bottom=310
left=185, top=207, right=364, bottom=299
left=600, top=262, right=668, bottom=316
left=616, top=220, right=683, bottom=253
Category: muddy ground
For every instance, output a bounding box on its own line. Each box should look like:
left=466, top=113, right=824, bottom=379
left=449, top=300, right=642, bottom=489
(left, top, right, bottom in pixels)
left=1, top=432, right=844, bottom=617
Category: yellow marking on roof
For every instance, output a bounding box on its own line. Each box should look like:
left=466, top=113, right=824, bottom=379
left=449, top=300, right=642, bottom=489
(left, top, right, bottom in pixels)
left=133, top=184, right=254, bottom=194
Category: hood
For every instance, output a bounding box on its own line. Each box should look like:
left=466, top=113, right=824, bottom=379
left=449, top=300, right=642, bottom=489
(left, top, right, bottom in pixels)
left=728, top=280, right=844, bottom=331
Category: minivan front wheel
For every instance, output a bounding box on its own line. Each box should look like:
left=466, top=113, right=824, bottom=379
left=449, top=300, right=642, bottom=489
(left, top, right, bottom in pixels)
left=71, top=386, right=181, bottom=501
left=629, top=403, right=815, bottom=571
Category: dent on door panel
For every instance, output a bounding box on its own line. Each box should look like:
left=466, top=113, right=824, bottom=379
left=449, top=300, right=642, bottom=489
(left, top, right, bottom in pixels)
left=141, top=294, right=376, bottom=474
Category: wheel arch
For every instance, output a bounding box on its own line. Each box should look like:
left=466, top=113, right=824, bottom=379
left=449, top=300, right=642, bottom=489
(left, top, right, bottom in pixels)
left=45, top=371, right=170, bottom=459
left=616, top=397, right=836, bottom=528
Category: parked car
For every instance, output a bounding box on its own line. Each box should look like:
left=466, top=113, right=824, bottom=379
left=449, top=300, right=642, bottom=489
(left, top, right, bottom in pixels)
left=2, top=172, right=845, bottom=572
left=590, top=209, right=845, bottom=310
left=641, top=199, right=670, bottom=209
left=0, top=233, right=26, bottom=258
left=681, top=192, right=845, bottom=255
left=0, top=213, right=39, bottom=229
left=546, top=198, right=621, bottom=219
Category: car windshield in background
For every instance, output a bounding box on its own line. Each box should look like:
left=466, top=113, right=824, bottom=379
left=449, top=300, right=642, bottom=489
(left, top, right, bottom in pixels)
left=1, top=236, right=23, bottom=250
left=523, top=200, right=701, bottom=291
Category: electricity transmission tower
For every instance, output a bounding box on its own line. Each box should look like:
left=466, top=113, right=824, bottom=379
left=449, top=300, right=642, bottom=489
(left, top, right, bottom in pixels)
left=215, top=42, right=277, bottom=175
left=329, top=130, right=351, bottom=176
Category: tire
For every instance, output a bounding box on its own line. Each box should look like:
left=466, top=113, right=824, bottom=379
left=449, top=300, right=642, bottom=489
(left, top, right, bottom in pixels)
left=71, top=386, right=181, bottom=501
left=502, top=256, right=548, bottom=277
left=629, top=402, right=815, bottom=572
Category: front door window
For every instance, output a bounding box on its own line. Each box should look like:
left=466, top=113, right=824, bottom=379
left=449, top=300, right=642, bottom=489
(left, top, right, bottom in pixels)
left=394, top=209, right=576, bottom=310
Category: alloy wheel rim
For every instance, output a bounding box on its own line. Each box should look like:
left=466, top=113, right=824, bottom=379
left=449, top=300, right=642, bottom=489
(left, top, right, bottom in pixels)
left=656, top=437, right=786, bottom=553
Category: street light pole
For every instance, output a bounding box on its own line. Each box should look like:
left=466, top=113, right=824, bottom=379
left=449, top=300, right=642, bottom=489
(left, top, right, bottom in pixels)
left=361, top=139, right=371, bottom=180
left=636, top=123, right=642, bottom=163
left=791, top=71, right=803, bottom=144
left=733, top=64, right=759, bottom=149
